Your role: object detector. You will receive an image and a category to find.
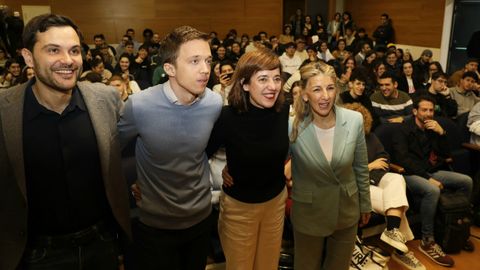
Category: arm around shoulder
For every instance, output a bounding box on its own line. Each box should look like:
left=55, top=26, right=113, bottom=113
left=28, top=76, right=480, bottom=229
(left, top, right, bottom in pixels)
left=117, top=98, right=139, bottom=150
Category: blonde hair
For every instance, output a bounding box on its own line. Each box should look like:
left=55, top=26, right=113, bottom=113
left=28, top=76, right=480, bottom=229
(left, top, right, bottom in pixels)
left=341, top=103, right=373, bottom=134
left=290, top=62, right=337, bottom=142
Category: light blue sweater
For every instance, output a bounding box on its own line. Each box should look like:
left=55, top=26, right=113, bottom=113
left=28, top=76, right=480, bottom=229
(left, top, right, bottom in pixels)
left=118, top=82, right=222, bottom=229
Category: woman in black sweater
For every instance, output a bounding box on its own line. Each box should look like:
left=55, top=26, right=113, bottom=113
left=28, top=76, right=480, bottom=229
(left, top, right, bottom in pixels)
left=207, top=49, right=289, bottom=270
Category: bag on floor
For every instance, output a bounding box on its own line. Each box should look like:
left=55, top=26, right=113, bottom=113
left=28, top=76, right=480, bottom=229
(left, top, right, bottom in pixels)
left=434, top=191, right=471, bottom=253
left=350, top=236, right=390, bottom=270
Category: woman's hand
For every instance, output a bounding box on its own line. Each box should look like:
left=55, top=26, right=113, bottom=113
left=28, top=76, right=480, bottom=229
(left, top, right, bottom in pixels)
left=131, top=183, right=142, bottom=203
left=358, top=212, right=371, bottom=227
left=222, top=166, right=235, bottom=187
left=368, top=157, right=388, bottom=171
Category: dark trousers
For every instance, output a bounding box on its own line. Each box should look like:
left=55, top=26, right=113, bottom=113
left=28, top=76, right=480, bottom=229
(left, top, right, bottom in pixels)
left=127, top=213, right=213, bottom=270
left=19, top=228, right=119, bottom=270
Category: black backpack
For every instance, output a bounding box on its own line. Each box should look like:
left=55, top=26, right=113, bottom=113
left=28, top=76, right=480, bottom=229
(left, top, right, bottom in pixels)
left=434, top=191, right=471, bottom=253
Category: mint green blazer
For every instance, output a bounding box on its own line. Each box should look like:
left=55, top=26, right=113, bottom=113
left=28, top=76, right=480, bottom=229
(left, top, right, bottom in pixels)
left=290, top=106, right=371, bottom=236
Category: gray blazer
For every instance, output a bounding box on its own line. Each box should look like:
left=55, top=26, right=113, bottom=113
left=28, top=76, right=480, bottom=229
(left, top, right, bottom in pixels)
left=290, top=106, right=371, bottom=237
left=0, top=81, right=131, bottom=270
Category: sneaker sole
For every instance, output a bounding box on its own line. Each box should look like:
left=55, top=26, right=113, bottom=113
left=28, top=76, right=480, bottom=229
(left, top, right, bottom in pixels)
left=392, top=253, right=426, bottom=270
left=418, top=246, right=454, bottom=267
left=380, top=233, right=409, bottom=253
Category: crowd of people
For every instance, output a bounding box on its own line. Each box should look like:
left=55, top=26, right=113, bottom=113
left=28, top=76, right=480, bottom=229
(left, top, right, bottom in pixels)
left=0, top=7, right=479, bottom=270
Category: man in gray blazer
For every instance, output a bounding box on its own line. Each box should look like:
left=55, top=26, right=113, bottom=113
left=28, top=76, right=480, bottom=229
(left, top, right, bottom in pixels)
left=0, top=14, right=131, bottom=270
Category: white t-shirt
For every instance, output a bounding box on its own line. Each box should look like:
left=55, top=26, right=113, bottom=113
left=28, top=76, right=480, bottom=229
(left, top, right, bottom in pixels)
left=314, top=125, right=336, bottom=163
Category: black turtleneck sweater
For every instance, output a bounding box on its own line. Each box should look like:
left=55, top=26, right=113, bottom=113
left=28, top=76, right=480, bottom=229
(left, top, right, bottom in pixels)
left=207, top=102, right=289, bottom=203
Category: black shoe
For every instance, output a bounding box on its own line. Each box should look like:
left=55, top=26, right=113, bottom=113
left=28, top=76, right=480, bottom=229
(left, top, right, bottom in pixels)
left=463, top=239, right=475, bottom=252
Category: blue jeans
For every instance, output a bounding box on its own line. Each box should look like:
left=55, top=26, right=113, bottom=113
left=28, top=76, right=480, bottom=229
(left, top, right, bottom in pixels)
left=404, top=170, right=472, bottom=238
left=20, top=230, right=120, bottom=270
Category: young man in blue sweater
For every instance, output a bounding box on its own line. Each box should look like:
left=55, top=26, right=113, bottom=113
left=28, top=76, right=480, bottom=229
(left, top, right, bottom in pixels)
left=118, top=26, right=223, bottom=270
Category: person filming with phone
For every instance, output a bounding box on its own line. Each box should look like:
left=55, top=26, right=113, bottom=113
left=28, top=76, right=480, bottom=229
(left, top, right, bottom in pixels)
left=213, top=60, right=235, bottom=105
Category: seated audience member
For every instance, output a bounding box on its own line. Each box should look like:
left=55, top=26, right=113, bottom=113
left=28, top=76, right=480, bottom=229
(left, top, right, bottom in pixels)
left=98, top=43, right=116, bottom=71
left=222, top=29, right=238, bottom=49
left=278, top=24, right=294, bottom=45
left=370, top=73, right=413, bottom=123
left=449, top=71, right=480, bottom=116
left=392, top=95, right=473, bottom=267
left=353, top=28, right=373, bottom=54
left=344, top=103, right=425, bottom=270
left=209, top=31, right=221, bottom=51
left=467, top=101, right=480, bottom=145
left=121, top=40, right=136, bottom=62
left=402, top=50, right=413, bottom=62
left=314, top=26, right=329, bottom=44
left=302, top=46, right=320, bottom=66
left=360, top=50, right=378, bottom=90
left=81, top=57, right=112, bottom=84
left=448, top=58, right=479, bottom=87
left=317, top=40, right=335, bottom=62
left=424, top=61, right=444, bottom=88
left=395, top=48, right=404, bottom=66
left=269, top=36, right=281, bottom=56
left=338, top=71, right=380, bottom=129
left=3, top=58, right=22, bottom=87
left=384, top=51, right=400, bottom=75
left=279, top=42, right=302, bottom=76
left=18, top=66, right=35, bottom=84
left=113, top=54, right=141, bottom=92
left=343, top=26, right=356, bottom=47
left=354, top=41, right=372, bottom=66
left=108, top=75, right=131, bottom=101
left=245, top=35, right=264, bottom=53
left=207, top=61, right=221, bottom=89
left=214, top=45, right=228, bottom=62
left=336, top=56, right=356, bottom=89
left=131, top=45, right=152, bottom=89
left=116, top=34, right=133, bottom=60
left=79, top=71, right=103, bottom=83
left=212, top=61, right=234, bottom=105
left=413, top=49, right=432, bottom=84
left=228, top=41, right=243, bottom=63
left=332, top=38, right=348, bottom=63
left=397, top=60, right=424, bottom=96
left=91, top=34, right=116, bottom=65
left=240, top=34, right=250, bottom=50
left=294, top=38, right=308, bottom=62
left=374, top=44, right=387, bottom=61
left=423, top=72, right=458, bottom=118
left=114, top=53, right=132, bottom=76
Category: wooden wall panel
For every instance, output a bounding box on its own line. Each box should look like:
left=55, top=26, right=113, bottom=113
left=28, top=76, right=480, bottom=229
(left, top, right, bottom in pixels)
left=344, top=0, right=445, bottom=48
left=6, top=0, right=282, bottom=44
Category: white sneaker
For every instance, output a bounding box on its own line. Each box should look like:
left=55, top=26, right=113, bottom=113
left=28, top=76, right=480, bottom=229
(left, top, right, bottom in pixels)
left=392, top=251, right=426, bottom=270
left=380, top=228, right=408, bottom=253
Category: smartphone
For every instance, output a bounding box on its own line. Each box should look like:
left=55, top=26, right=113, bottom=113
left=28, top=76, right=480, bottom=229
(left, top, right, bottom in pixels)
left=224, top=73, right=233, bottom=80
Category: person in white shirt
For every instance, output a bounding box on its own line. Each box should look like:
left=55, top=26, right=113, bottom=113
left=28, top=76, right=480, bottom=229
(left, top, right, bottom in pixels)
left=294, top=38, right=308, bottom=62
left=279, top=42, right=303, bottom=75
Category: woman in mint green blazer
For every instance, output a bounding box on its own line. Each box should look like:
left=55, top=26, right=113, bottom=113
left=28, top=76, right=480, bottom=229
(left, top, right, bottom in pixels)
left=289, top=62, right=372, bottom=270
